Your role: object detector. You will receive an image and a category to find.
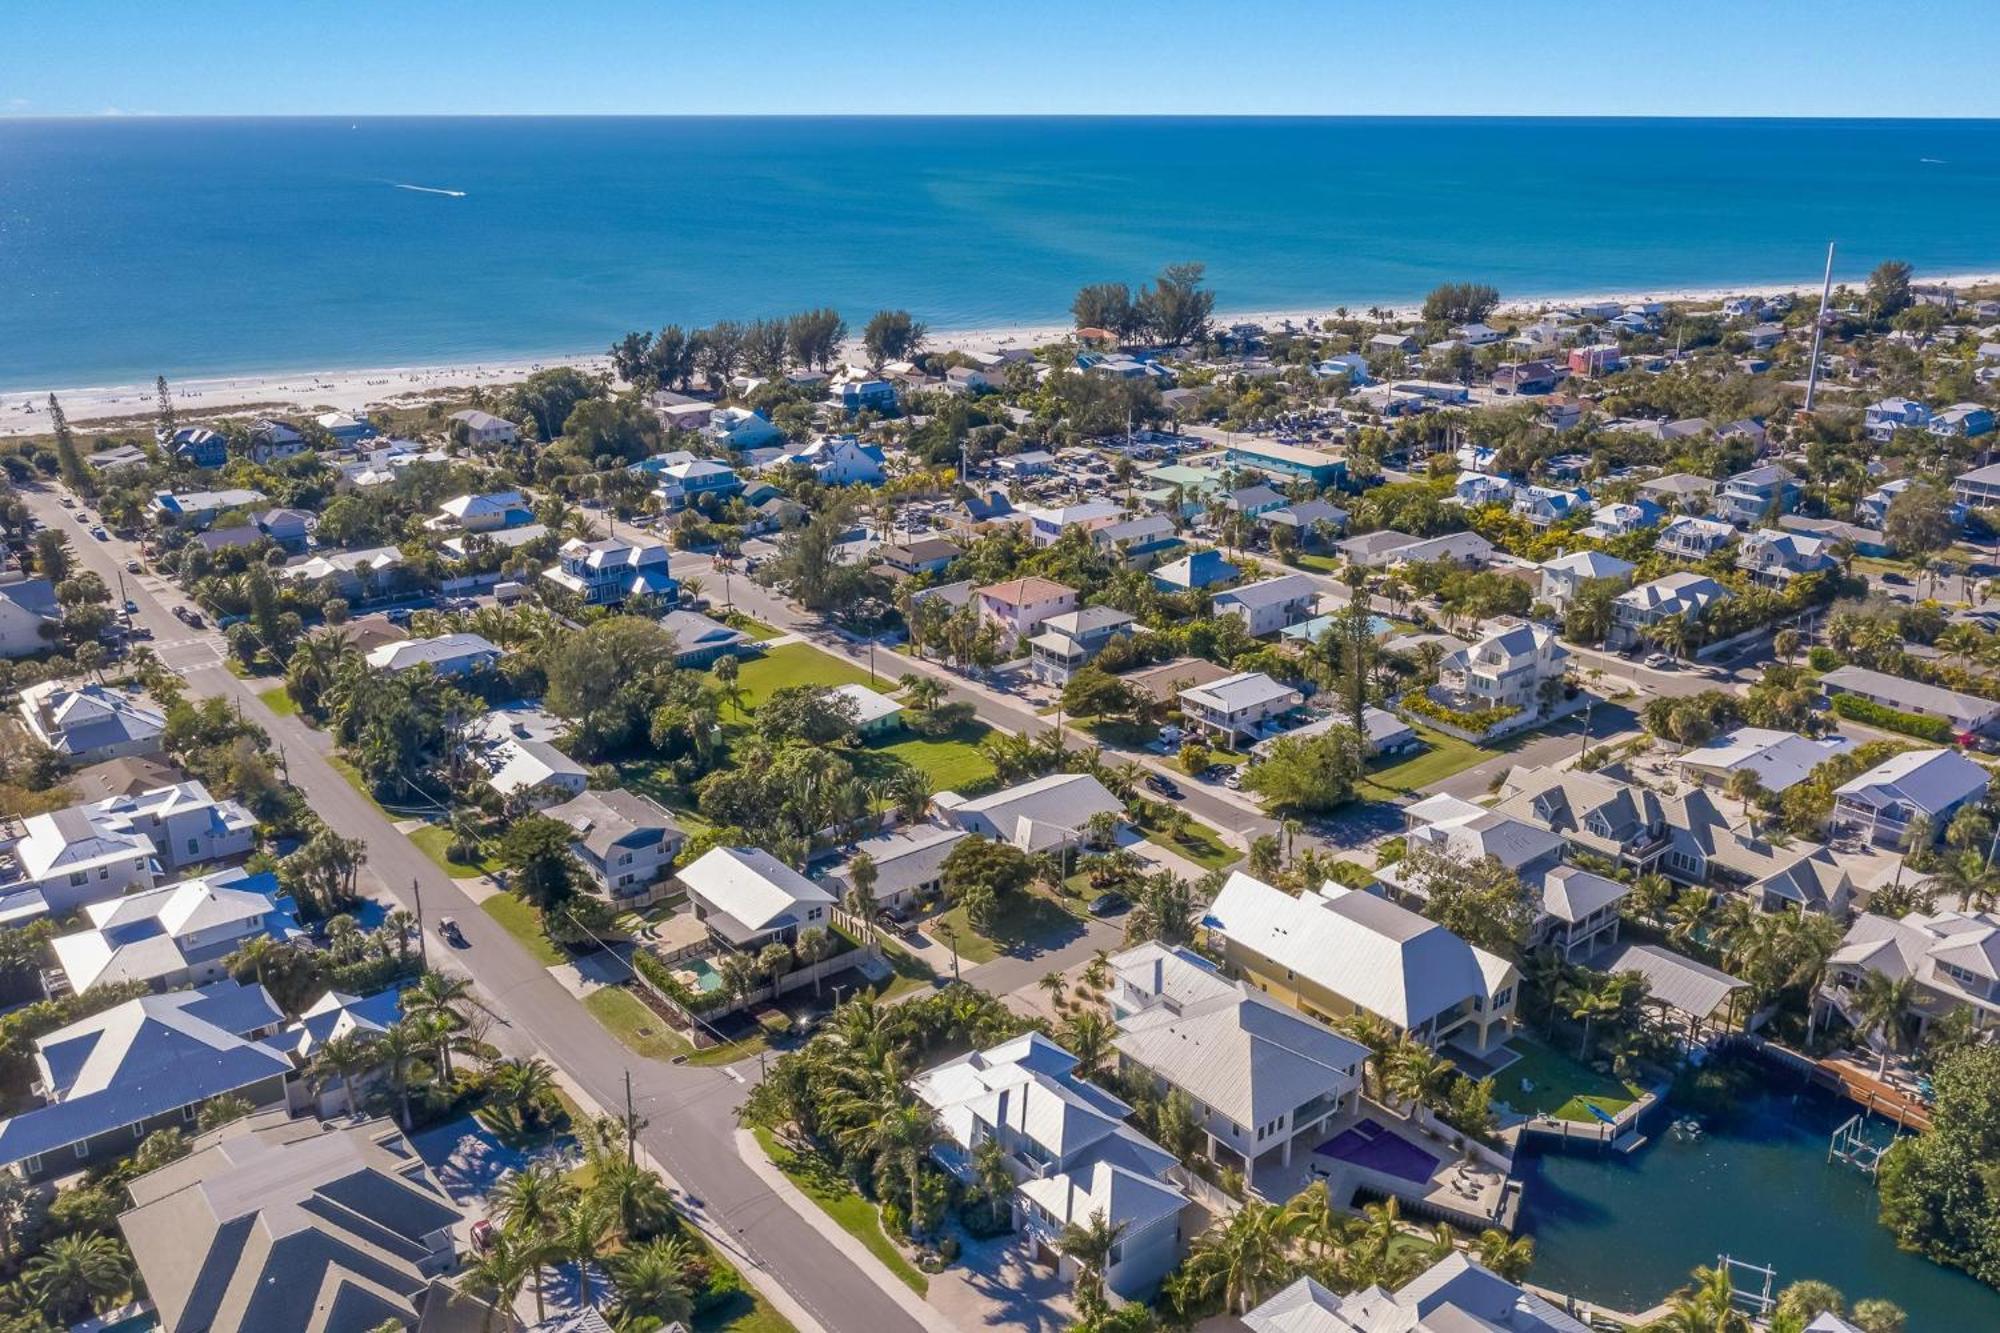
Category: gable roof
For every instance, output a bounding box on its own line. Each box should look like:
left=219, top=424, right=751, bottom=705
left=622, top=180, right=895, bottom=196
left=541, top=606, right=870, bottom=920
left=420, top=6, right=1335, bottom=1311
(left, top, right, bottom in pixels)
left=677, top=847, right=834, bottom=934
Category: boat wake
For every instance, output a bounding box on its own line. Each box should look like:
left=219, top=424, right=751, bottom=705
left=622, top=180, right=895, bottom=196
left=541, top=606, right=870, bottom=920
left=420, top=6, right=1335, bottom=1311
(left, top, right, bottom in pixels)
left=1921, top=157, right=1947, bottom=165
left=389, top=182, right=467, bottom=198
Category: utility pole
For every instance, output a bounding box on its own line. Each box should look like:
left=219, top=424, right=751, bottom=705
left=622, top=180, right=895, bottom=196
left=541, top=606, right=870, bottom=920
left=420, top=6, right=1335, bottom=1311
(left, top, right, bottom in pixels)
left=411, top=877, right=428, bottom=969
left=1803, top=241, right=1837, bottom=416
left=623, top=1070, right=644, bottom=1164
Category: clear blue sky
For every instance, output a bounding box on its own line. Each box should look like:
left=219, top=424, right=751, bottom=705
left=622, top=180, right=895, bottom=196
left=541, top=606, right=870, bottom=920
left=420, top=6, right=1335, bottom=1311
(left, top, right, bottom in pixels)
left=6, top=1, right=1998, bottom=118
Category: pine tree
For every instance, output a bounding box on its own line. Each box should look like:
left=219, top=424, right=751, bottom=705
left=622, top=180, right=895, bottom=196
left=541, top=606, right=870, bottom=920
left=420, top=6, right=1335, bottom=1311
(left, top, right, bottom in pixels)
left=47, top=394, right=89, bottom=492
left=155, top=375, right=175, bottom=439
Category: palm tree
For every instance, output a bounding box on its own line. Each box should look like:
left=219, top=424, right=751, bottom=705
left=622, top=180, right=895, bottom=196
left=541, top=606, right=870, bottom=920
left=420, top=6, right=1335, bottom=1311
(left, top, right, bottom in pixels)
left=970, top=1138, right=1016, bottom=1230
left=590, top=1156, right=678, bottom=1243
left=25, top=1233, right=130, bottom=1323
left=0, top=1173, right=32, bottom=1263
left=1062, top=1010, right=1113, bottom=1078
left=1385, top=1042, right=1455, bottom=1112
left=492, top=1163, right=576, bottom=1321
left=1724, top=768, right=1766, bottom=834
left=311, top=1031, right=381, bottom=1116
left=1666, top=888, right=1717, bottom=950
left=1335, top=1011, right=1399, bottom=1100
left=1475, top=1228, right=1535, bottom=1281
left=403, top=970, right=474, bottom=1081
left=843, top=857, right=882, bottom=958
left=1058, top=1209, right=1125, bottom=1317
left=795, top=926, right=837, bottom=996
left=554, top=1194, right=615, bottom=1309
left=1853, top=971, right=1918, bottom=1075
left=492, top=1056, right=559, bottom=1130
left=374, top=1019, right=427, bottom=1129
left=466, top=1226, right=544, bottom=1329
left=1278, top=1179, right=1357, bottom=1267
left=609, top=1236, right=700, bottom=1329
left=1181, top=1201, right=1290, bottom=1315
left=835, top=1103, right=940, bottom=1229
left=1038, top=970, right=1069, bottom=1010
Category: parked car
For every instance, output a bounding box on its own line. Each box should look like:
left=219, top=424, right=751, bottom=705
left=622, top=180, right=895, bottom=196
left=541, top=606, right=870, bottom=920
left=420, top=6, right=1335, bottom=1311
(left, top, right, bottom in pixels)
left=1087, top=892, right=1129, bottom=917
left=91, top=526, right=108, bottom=541
left=122, top=599, right=138, bottom=615
left=1144, top=773, right=1181, bottom=799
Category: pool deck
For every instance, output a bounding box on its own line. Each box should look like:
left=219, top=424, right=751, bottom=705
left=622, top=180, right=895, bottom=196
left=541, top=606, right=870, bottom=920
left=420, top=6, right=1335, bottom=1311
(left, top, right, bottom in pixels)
left=1253, top=1102, right=1517, bottom=1231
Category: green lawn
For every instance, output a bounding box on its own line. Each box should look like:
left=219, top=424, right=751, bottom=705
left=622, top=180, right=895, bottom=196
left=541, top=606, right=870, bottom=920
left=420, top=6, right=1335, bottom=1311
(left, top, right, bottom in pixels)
left=1142, top=821, right=1239, bottom=871
left=694, top=1284, right=796, bottom=1333
left=407, top=824, right=505, bottom=878
left=1295, top=552, right=1342, bottom=573
left=1498, top=1034, right=1646, bottom=1123
left=753, top=1128, right=928, bottom=1296
left=480, top=892, right=565, bottom=966
left=730, top=642, right=875, bottom=707
left=1356, top=724, right=1496, bottom=800
left=861, top=725, right=996, bottom=794
left=722, top=612, right=784, bottom=641
left=933, top=889, right=1086, bottom=964
left=256, top=684, right=298, bottom=717
left=584, top=984, right=694, bottom=1060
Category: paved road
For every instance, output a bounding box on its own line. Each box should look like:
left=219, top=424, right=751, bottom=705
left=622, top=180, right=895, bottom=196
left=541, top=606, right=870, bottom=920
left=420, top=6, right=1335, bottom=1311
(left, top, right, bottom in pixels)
left=34, top=489, right=925, bottom=1333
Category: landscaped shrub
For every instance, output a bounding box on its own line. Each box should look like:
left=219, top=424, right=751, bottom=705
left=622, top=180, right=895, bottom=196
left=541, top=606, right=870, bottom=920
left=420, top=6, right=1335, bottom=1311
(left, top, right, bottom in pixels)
left=1399, top=688, right=1520, bottom=733
left=1808, top=644, right=1842, bottom=672
left=632, top=949, right=730, bottom=1014
left=1828, top=691, right=1955, bottom=743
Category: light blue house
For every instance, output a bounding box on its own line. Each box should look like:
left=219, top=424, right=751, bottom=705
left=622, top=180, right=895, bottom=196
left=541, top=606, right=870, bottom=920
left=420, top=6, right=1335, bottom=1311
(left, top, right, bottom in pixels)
left=1152, top=549, right=1238, bottom=591
left=1226, top=440, right=1347, bottom=488
left=833, top=379, right=899, bottom=414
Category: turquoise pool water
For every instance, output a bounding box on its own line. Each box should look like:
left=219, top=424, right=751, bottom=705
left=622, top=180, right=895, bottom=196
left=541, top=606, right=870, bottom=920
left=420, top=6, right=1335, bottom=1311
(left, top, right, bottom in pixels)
left=1517, top=1081, right=2000, bottom=1325
left=97, top=1315, right=159, bottom=1333
left=681, top=958, right=724, bottom=993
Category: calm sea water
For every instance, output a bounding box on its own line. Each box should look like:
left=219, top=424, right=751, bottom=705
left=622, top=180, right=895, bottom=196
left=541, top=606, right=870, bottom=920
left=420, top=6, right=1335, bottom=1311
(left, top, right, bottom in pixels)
left=1518, top=1083, right=2000, bottom=1327
left=4, top=116, right=2000, bottom=387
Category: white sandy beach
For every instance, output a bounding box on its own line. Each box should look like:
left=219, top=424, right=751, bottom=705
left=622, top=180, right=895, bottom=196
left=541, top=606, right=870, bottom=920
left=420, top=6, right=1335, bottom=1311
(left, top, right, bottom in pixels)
left=8, top=270, right=1999, bottom=439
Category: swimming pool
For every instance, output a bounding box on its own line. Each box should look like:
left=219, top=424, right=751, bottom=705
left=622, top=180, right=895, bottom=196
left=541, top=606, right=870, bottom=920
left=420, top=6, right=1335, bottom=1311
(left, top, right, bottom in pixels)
left=680, top=958, right=724, bottom=993
left=1314, top=1118, right=1439, bottom=1185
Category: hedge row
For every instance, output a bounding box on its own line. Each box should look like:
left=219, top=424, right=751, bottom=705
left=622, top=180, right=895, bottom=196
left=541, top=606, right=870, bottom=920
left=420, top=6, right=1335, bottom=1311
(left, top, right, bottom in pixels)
left=1399, top=688, right=1521, bottom=733
left=632, top=948, right=731, bottom=1015
left=1829, top=691, right=1956, bottom=743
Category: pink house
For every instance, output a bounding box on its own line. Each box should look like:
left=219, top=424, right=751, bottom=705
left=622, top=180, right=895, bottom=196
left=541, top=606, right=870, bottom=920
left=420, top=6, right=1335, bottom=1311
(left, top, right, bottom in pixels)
left=974, top=577, right=1079, bottom=646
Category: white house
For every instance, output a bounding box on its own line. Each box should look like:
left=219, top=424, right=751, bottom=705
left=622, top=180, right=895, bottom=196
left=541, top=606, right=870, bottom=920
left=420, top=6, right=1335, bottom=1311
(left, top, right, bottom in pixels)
left=1433, top=623, right=1568, bottom=720
left=542, top=536, right=678, bottom=606
left=1736, top=529, right=1834, bottom=586
left=1607, top=572, right=1730, bottom=651
left=1654, top=515, right=1737, bottom=561
left=547, top=788, right=685, bottom=903
left=428, top=491, right=534, bottom=534
left=1673, top=728, right=1854, bottom=795
left=1204, top=872, right=1518, bottom=1054
left=1244, top=1252, right=1591, bottom=1333
left=447, top=408, right=519, bottom=446
left=912, top=1033, right=1189, bottom=1300
left=86, top=781, right=257, bottom=875
left=973, top=577, right=1079, bottom=646
left=679, top=846, right=836, bottom=948
left=17, top=682, right=165, bottom=762
left=0, top=578, right=60, bottom=658
left=934, top=773, right=1125, bottom=853
left=1537, top=550, right=1636, bottom=611
left=50, top=869, right=299, bottom=995
left=829, top=682, right=905, bottom=738
left=1109, top=943, right=1367, bottom=1182
left=1027, top=607, right=1136, bottom=685
left=1864, top=397, right=1932, bottom=443
left=1213, top=574, right=1318, bottom=638
left=707, top=407, right=784, bottom=451
left=1178, top=671, right=1303, bottom=747
left=778, top=436, right=885, bottom=486
left=1822, top=907, right=2000, bottom=1038
left=365, top=633, right=504, bottom=677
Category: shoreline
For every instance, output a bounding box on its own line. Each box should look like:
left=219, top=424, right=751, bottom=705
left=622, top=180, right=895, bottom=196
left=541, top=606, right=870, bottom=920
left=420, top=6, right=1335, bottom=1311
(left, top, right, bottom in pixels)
left=8, top=268, right=1999, bottom=439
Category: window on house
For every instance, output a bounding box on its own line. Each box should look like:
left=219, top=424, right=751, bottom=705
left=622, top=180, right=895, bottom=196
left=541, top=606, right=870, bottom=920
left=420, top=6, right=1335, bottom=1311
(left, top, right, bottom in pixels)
left=72, top=1142, right=89, bottom=1160
left=69, top=872, right=87, bottom=887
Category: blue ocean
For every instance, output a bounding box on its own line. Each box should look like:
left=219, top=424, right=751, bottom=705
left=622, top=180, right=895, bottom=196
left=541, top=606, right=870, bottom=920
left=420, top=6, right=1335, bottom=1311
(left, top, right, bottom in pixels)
left=4, top=116, right=1999, bottom=387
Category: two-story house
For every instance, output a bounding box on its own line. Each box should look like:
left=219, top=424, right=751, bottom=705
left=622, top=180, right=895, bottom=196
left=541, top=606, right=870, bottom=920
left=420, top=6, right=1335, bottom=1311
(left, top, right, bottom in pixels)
left=1821, top=908, right=2000, bottom=1040
left=447, top=408, right=519, bottom=446
left=548, top=788, right=686, bottom=905
left=780, top=435, right=886, bottom=485
left=542, top=535, right=679, bottom=606
left=974, top=576, right=1079, bottom=647
left=913, top=1032, right=1190, bottom=1300
left=1028, top=607, right=1137, bottom=685
left=1179, top=671, right=1303, bottom=747
left=1512, top=485, right=1590, bottom=527
left=1607, top=572, right=1730, bottom=651
left=1433, top=623, right=1568, bottom=720
left=1109, top=943, right=1367, bottom=1188
left=1212, top=574, right=1317, bottom=638
left=92, top=781, right=258, bottom=875
left=1930, top=403, right=1995, bottom=440
left=1864, top=397, right=1933, bottom=442
left=49, top=868, right=300, bottom=994
left=1736, top=529, right=1835, bottom=586
left=1537, top=550, right=1636, bottom=611
left=1832, top=747, right=1990, bottom=848
left=1711, top=465, right=1799, bottom=527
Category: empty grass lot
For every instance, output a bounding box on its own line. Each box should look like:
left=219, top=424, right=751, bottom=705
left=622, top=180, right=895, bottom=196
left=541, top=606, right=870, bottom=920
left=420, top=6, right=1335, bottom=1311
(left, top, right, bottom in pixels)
left=479, top=892, right=564, bottom=966
left=753, top=1127, right=928, bottom=1295
left=1142, top=820, right=1239, bottom=871
left=1500, top=1034, right=1646, bottom=1123
left=256, top=684, right=298, bottom=716
left=584, top=984, right=694, bottom=1060
left=1356, top=724, right=1497, bottom=799
left=408, top=824, right=505, bottom=878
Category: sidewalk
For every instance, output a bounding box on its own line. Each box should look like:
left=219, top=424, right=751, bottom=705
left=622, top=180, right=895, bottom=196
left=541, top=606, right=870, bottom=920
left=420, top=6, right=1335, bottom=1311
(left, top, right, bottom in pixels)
left=546, top=1068, right=831, bottom=1333
left=734, top=1127, right=946, bottom=1332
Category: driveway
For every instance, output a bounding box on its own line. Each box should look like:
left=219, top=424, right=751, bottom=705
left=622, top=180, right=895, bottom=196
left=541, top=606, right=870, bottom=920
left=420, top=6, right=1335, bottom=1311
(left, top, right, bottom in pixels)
left=409, top=1114, right=577, bottom=1208
left=927, top=1232, right=1074, bottom=1333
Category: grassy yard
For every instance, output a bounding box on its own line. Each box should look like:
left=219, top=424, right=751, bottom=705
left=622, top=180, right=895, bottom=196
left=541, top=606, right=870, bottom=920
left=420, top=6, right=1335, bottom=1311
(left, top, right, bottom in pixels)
left=932, top=888, right=1087, bottom=965
left=722, top=612, right=784, bottom=641
left=1356, top=724, right=1496, bottom=800
left=753, top=1127, right=928, bottom=1296
left=407, top=824, right=505, bottom=878
left=1499, top=1034, right=1646, bottom=1123
left=1141, top=821, right=1239, bottom=871
left=861, top=725, right=996, bottom=794
left=731, top=642, right=875, bottom=707
left=584, top=984, right=694, bottom=1060
left=694, top=1285, right=796, bottom=1333
left=480, top=892, right=565, bottom=967
left=256, top=684, right=298, bottom=717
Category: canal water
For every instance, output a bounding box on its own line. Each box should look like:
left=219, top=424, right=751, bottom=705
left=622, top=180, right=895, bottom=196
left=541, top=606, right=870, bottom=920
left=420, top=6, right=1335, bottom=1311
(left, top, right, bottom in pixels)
left=1516, top=1081, right=2000, bottom=1327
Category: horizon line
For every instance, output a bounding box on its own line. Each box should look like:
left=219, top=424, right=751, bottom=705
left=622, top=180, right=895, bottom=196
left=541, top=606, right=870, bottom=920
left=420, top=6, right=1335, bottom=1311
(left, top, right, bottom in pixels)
left=7, top=111, right=2000, bottom=123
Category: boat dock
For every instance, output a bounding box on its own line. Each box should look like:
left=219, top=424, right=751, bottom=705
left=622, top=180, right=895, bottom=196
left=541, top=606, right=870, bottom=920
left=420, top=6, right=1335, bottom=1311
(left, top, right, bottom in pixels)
left=1739, top=1036, right=1932, bottom=1130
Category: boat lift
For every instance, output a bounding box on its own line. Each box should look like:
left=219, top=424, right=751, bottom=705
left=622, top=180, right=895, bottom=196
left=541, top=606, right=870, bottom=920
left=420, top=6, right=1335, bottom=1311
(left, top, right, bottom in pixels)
left=1716, top=1254, right=1777, bottom=1318
left=1828, top=1112, right=1899, bottom=1176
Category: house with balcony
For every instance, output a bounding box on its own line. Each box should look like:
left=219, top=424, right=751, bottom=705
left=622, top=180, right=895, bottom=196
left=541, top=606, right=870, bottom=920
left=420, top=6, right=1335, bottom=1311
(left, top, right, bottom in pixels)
left=1028, top=607, right=1137, bottom=685
left=1491, top=360, right=1561, bottom=396
left=548, top=788, right=685, bottom=904
left=1452, top=472, right=1515, bottom=508
left=542, top=535, right=678, bottom=606
left=1821, top=908, right=2000, bottom=1040
left=92, top=780, right=258, bottom=875
left=913, top=1032, right=1190, bottom=1300
left=1225, top=440, right=1347, bottom=487
left=0, top=981, right=289, bottom=1180
left=1430, top=623, right=1567, bottom=725
left=1492, top=767, right=1675, bottom=876
left=1204, top=871, right=1518, bottom=1055
left=1712, top=465, right=1800, bottom=528
left=1537, top=549, right=1635, bottom=611
left=1022, top=500, right=1125, bottom=547
left=1607, top=571, right=1730, bottom=651
left=1864, top=397, right=1933, bottom=442
left=1213, top=573, right=1317, bottom=638
left=0, top=806, right=158, bottom=922
left=1092, top=514, right=1184, bottom=568
left=1954, top=461, right=2000, bottom=511
left=447, top=407, right=519, bottom=446
left=652, top=457, right=743, bottom=510
left=1512, top=485, right=1590, bottom=527
left=1244, top=1252, right=1592, bottom=1333
left=780, top=435, right=886, bottom=485
left=1179, top=671, right=1303, bottom=747
left=1108, top=943, right=1368, bottom=1185
left=17, top=681, right=165, bottom=763
left=1580, top=498, right=1664, bottom=540
left=1736, top=528, right=1835, bottom=586
left=1832, top=747, right=1989, bottom=848
left=166, top=427, right=228, bottom=468
left=974, top=576, right=1078, bottom=647
left=707, top=406, right=784, bottom=451
left=49, top=868, right=300, bottom=995
left=246, top=419, right=308, bottom=464
left=830, top=378, right=899, bottom=415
